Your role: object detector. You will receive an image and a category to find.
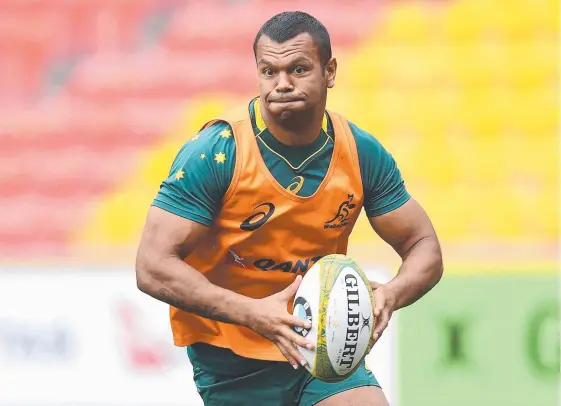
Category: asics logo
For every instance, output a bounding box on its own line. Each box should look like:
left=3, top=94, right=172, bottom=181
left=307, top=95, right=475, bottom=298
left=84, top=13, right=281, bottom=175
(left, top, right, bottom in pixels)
left=240, top=202, right=275, bottom=231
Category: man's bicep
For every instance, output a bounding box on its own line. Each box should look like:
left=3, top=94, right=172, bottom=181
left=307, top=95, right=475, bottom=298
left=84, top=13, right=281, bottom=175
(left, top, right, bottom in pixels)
left=368, top=198, right=437, bottom=258
left=139, top=206, right=210, bottom=260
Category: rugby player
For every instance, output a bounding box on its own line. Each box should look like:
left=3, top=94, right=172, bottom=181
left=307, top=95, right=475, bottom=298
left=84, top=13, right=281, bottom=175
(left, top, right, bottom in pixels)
left=136, top=11, right=443, bottom=406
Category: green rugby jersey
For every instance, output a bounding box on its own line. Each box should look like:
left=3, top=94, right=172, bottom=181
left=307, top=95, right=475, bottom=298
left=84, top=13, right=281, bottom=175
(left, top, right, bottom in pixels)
left=153, top=98, right=410, bottom=226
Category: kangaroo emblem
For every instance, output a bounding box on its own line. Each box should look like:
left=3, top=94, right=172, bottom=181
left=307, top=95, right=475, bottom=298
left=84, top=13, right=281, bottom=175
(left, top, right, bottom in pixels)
left=324, top=194, right=357, bottom=228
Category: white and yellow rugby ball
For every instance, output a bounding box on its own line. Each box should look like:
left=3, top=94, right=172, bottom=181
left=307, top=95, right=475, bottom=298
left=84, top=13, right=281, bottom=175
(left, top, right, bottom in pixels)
left=292, top=254, right=376, bottom=382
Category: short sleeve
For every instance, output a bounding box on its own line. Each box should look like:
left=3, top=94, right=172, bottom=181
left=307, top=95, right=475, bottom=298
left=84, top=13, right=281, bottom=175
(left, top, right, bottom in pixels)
left=152, top=122, right=236, bottom=226
left=349, top=122, right=411, bottom=218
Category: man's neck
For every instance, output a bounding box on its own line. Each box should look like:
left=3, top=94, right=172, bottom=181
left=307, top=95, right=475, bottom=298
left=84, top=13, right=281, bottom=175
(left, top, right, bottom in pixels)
left=261, top=103, right=325, bottom=147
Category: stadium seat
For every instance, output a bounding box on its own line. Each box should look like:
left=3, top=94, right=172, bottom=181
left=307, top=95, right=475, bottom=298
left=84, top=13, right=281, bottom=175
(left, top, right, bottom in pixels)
left=0, top=1, right=177, bottom=257
left=0, top=0, right=165, bottom=54
left=67, top=50, right=258, bottom=102
left=0, top=0, right=172, bottom=103
left=0, top=146, right=133, bottom=198
left=0, top=194, right=94, bottom=257
left=0, top=97, right=179, bottom=152
left=61, top=0, right=163, bottom=53
left=162, top=0, right=376, bottom=53
left=0, top=13, right=60, bottom=101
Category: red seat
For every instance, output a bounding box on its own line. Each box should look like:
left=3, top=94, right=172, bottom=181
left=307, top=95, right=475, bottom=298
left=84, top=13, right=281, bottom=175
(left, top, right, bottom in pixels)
left=0, top=96, right=143, bottom=198
left=0, top=195, right=91, bottom=257
left=0, top=0, right=163, bottom=56
left=163, top=2, right=268, bottom=53
left=0, top=0, right=163, bottom=101
left=0, top=147, right=133, bottom=198
left=0, top=0, right=54, bottom=15
left=162, top=0, right=376, bottom=53
left=0, top=1, right=181, bottom=258
left=0, top=96, right=178, bottom=152
left=0, top=9, right=62, bottom=100
left=67, top=50, right=257, bottom=102
left=62, top=0, right=160, bottom=53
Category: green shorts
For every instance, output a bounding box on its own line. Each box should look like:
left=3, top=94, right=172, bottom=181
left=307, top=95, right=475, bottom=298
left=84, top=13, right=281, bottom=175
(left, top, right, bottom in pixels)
left=187, top=343, right=380, bottom=406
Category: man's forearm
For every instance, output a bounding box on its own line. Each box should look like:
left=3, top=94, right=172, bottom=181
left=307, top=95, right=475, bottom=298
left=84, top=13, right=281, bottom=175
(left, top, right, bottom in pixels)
left=386, top=236, right=443, bottom=309
left=137, top=256, right=253, bottom=326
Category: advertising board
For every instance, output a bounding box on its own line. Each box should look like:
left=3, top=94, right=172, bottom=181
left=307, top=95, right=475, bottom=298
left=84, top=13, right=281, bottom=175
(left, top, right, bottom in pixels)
left=398, top=273, right=559, bottom=406
left=0, top=267, right=397, bottom=406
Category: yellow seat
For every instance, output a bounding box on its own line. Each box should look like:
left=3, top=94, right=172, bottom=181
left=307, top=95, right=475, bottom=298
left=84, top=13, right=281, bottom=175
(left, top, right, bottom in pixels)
left=442, top=1, right=485, bottom=43
left=380, top=4, right=434, bottom=45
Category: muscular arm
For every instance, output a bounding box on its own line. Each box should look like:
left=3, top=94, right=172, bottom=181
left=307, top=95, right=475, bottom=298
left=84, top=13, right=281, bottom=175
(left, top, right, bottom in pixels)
left=369, top=198, right=443, bottom=309
left=135, top=206, right=253, bottom=326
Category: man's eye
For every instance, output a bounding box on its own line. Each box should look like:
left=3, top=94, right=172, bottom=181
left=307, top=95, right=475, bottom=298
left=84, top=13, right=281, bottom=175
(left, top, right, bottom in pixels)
left=293, top=66, right=306, bottom=74
left=263, top=68, right=275, bottom=76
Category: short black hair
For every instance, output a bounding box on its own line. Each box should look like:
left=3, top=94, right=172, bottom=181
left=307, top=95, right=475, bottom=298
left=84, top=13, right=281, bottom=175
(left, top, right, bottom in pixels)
left=253, top=11, right=332, bottom=65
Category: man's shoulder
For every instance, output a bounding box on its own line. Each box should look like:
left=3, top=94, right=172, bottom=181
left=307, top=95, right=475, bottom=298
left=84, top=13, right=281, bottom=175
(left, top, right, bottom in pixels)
left=168, top=120, right=237, bottom=183
left=197, top=121, right=236, bottom=142
left=179, top=121, right=237, bottom=156
left=344, top=120, right=385, bottom=154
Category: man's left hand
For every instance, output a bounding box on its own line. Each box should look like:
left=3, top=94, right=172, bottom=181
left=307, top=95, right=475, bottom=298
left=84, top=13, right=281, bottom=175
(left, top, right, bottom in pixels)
left=370, top=282, right=397, bottom=343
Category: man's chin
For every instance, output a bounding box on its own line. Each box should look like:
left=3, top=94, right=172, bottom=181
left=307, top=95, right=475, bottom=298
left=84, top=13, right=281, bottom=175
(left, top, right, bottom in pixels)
left=278, top=110, right=296, bottom=122
left=276, top=110, right=313, bottom=130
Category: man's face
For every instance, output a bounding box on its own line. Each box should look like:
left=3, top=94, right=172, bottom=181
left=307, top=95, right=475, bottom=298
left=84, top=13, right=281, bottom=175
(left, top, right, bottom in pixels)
left=255, top=33, right=336, bottom=124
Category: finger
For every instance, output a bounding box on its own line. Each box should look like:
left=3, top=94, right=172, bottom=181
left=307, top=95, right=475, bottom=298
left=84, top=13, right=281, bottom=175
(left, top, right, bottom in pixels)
left=283, top=314, right=312, bottom=330
left=279, top=325, right=315, bottom=350
left=373, top=310, right=390, bottom=342
left=274, top=338, right=299, bottom=369
left=277, top=344, right=298, bottom=369
left=373, top=291, right=385, bottom=318
left=370, top=281, right=382, bottom=290
left=278, top=275, right=303, bottom=301
left=278, top=336, right=308, bottom=368
left=274, top=337, right=299, bottom=369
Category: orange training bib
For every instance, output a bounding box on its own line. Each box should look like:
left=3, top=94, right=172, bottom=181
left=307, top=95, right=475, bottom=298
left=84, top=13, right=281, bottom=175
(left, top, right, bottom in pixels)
left=170, top=106, right=364, bottom=361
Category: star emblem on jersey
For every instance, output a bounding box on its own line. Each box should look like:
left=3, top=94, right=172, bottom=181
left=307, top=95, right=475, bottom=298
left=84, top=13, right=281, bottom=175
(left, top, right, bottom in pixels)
left=219, top=129, right=232, bottom=138
left=174, top=170, right=184, bottom=180
left=324, top=194, right=357, bottom=229
left=214, top=152, right=226, bottom=164
left=200, top=153, right=206, bottom=159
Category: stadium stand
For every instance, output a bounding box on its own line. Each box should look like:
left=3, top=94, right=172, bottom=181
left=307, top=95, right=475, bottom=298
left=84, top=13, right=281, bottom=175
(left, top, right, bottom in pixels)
left=0, top=0, right=557, bottom=264
left=0, top=0, right=176, bottom=257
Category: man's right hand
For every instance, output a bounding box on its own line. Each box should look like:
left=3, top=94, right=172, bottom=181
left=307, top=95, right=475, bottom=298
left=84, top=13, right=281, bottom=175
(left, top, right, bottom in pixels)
left=246, top=275, right=315, bottom=369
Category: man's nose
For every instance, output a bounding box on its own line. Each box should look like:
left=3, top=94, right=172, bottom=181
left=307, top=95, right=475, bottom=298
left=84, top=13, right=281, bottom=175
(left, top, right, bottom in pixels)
left=275, top=72, right=294, bottom=93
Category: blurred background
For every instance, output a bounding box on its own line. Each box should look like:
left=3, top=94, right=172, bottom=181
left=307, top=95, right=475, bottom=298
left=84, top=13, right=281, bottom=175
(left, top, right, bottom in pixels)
left=0, top=0, right=558, bottom=405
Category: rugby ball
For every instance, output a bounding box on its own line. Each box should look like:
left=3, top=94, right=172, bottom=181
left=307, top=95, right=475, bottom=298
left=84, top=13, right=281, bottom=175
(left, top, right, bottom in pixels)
left=292, top=254, right=376, bottom=382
